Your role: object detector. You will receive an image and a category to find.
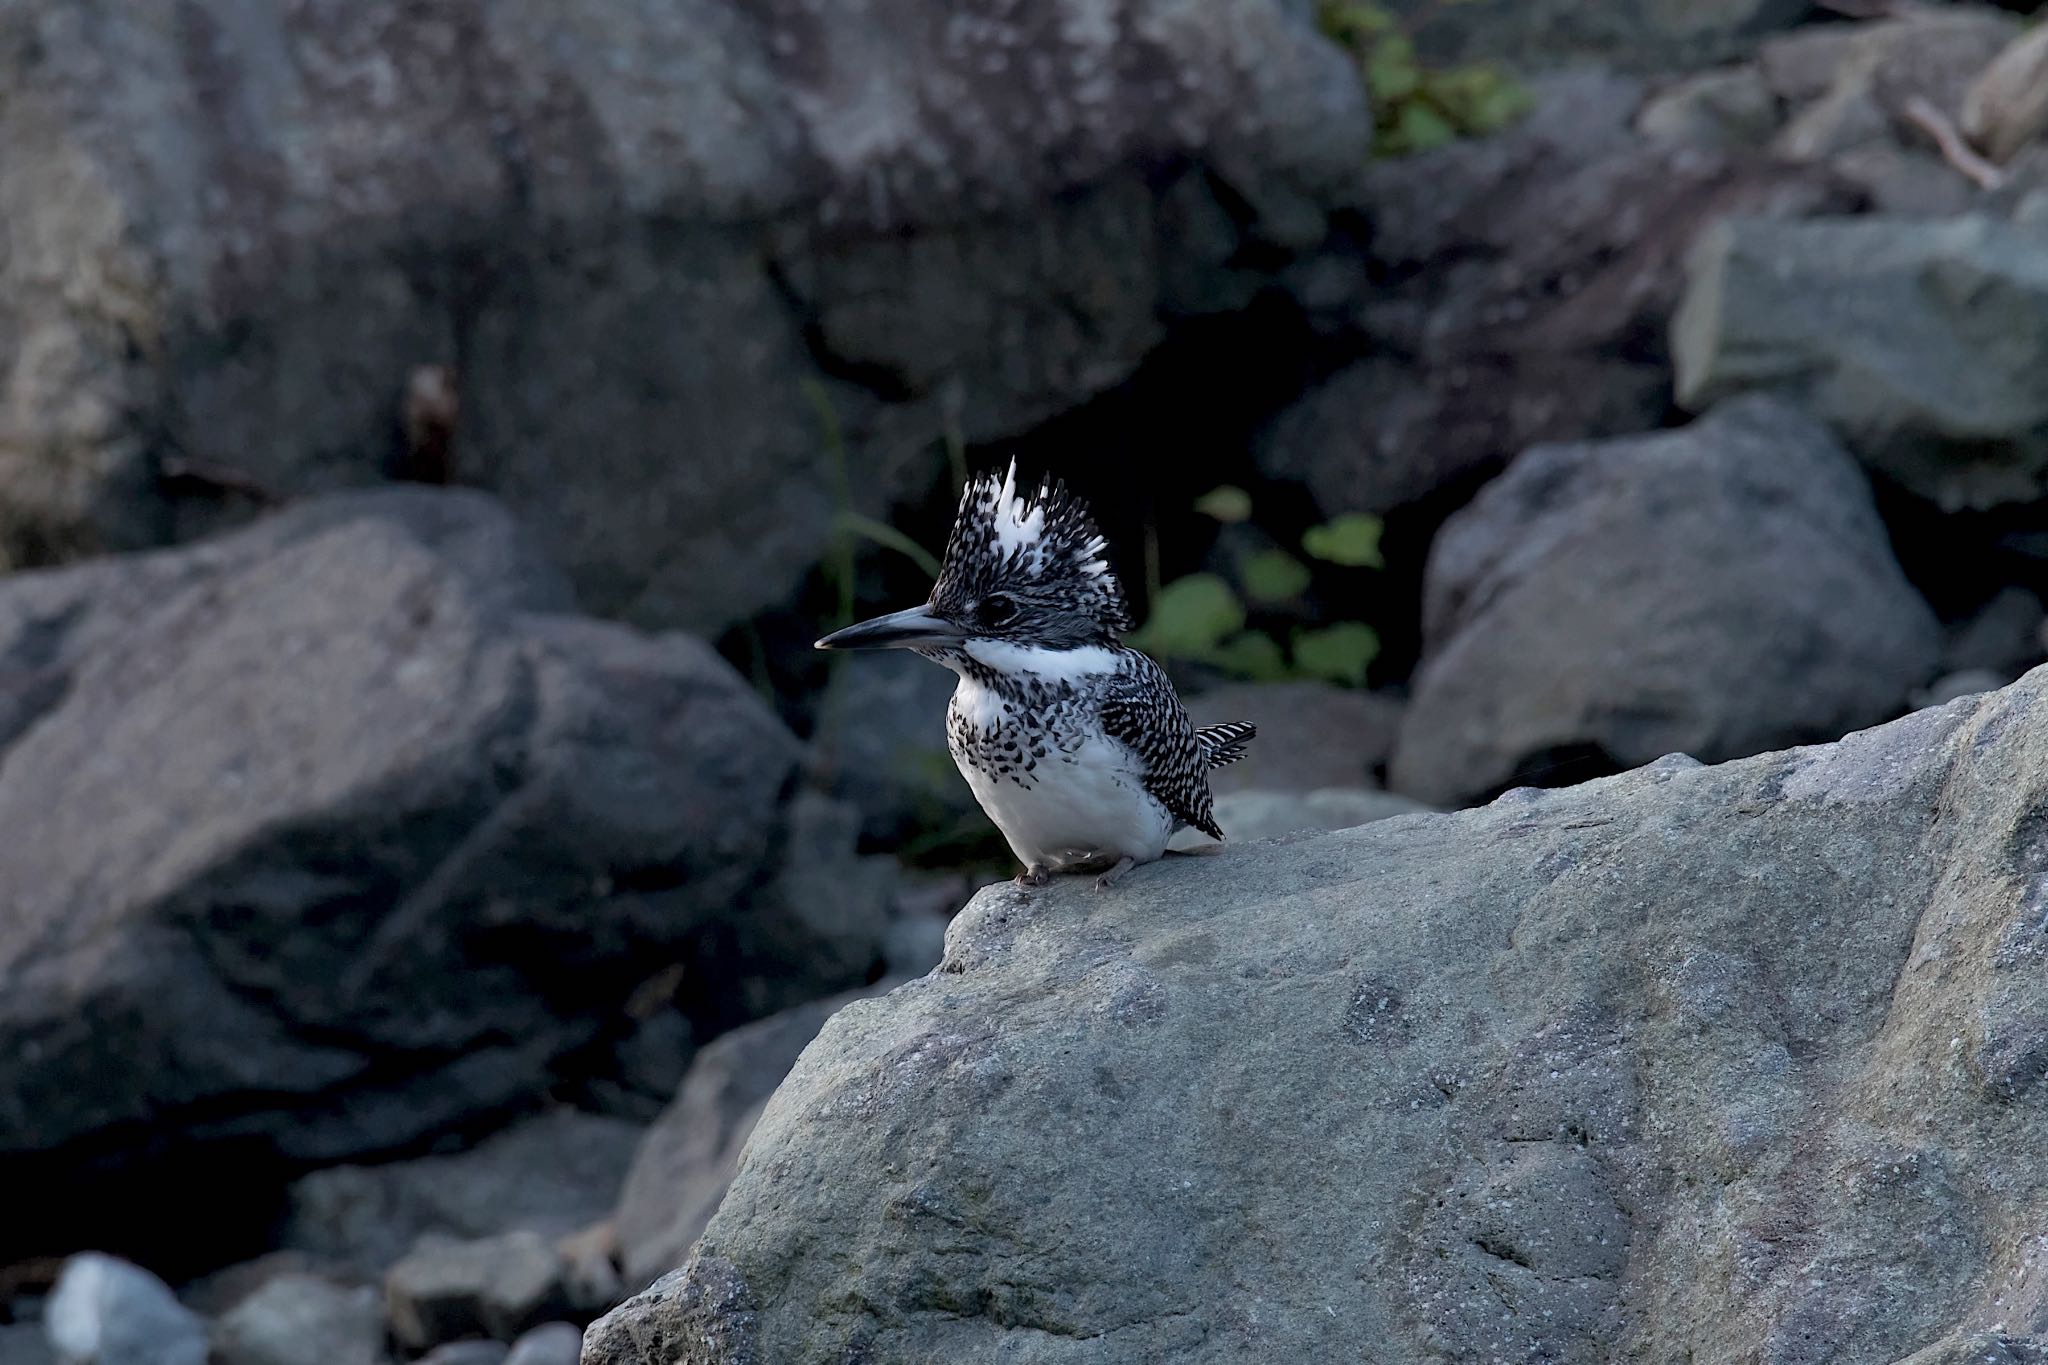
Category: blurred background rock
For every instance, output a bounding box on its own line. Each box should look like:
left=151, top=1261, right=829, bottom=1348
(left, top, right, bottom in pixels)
left=1, top=0, right=2046, bottom=1361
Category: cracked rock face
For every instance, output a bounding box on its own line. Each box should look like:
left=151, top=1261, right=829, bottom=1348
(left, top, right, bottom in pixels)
left=589, top=666, right=2048, bottom=1362
left=0, top=0, right=1369, bottom=632
left=0, top=489, right=887, bottom=1251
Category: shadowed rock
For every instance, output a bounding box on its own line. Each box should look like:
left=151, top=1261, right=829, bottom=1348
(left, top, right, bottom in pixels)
left=0, top=489, right=888, bottom=1259
left=1391, top=396, right=1941, bottom=807
left=1675, top=214, right=2048, bottom=510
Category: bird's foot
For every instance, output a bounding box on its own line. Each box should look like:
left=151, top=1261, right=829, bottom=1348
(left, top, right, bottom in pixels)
left=1014, top=864, right=1052, bottom=888
left=1093, top=856, right=1137, bottom=891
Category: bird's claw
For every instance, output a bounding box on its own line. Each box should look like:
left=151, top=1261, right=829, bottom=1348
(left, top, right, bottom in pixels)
left=1015, top=865, right=1051, bottom=888
left=1092, top=856, right=1137, bottom=891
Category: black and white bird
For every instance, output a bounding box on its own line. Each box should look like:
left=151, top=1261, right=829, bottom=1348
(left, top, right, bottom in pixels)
left=816, top=460, right=1255, bottom=890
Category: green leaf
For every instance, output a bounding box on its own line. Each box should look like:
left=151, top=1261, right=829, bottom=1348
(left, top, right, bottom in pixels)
left=1466, top=76, right=1533, bottom=134
left=1393, top=99, right=1458, bottom=153
left=1239, top=549, right=1312, bottom=605
left=1194, top=485, right=1254, bottom=523
left=1130, top=574, right=1245, bottom=657
left=1292, top=623, right=1380, bottom=687
left=1367, top=33, right=1421, bottom=103
left=1316, top=0, right=1394, bottom=46
left=1206, top=631, right=1288, bottom=681
left=1302, top=513, right=1385, bottom=568
left=1430, top=64, right=1531, bottom=135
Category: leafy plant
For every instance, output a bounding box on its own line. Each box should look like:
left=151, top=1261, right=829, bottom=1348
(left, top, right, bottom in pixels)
left=1239, top=549, right=1313, bottom=605
left=1302, top=513, right=1385, bottom=569
left=1294, top=623, right=1381, bottom=687
left=1316, top=0, right=1530, bottom=156
left=1128, top=574, right=1246, bottom=657
left=1134, top=489, right=1387, bottom=686
left=1194, top=485, right=1254, bottom=523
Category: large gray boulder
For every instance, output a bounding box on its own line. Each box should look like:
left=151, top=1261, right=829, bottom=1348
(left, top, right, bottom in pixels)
left=0, top=490, right=888, bottom=1251
left=1674, top=214, right=2048, bottom=509
left=587, top=665, right=2048, bottom=1363
left=1390, top=396, right=1941, bottom=807
left=0, top=0, right=1370, bottom=632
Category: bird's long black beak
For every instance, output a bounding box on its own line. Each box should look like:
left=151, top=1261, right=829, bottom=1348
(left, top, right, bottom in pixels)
left=814, top=604, right=965, bottom=651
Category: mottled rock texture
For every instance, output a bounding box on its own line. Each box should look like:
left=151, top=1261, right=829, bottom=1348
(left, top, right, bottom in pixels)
left=588, top=663, right=2048, bottom=1363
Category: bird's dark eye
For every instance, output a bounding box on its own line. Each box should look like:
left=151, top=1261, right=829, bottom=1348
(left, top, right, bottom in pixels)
left=980, top=594, right=1019, bottom=628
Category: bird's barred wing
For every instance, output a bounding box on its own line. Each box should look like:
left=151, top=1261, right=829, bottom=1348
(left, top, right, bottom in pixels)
left=1195, top=720, right=1256, bottom=768
left=1097, top=654, right=1224, bottom=840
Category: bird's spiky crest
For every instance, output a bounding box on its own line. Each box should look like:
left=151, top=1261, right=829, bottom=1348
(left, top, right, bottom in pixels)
left=933, top=458, right=1132, bottom=638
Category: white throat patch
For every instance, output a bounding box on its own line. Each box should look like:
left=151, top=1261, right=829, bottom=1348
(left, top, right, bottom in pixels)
left=960, top=639, right=1122, bottom=682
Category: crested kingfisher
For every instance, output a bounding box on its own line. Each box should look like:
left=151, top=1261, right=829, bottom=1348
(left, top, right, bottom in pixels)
left=816, top=460, right=1255, bottom=889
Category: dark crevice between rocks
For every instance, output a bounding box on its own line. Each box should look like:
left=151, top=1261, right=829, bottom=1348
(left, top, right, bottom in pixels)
left=1484, top=742, right=1629, bottom=803
left=0, top=1026, right=546, bottom=1282
left=0, top=1137, right=294, bottom=1285
left=48, top=982, right=709, bottom=1293
left=985, top=291, right=1330, bottom=612
left=716, top=284, right=1370, bottom=739
left=1871, top=474, right=2048, bottom=627
left=1193, top=170, right=1298, bottom=276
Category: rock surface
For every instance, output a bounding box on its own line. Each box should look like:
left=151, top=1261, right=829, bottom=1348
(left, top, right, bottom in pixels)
left=502, top=1322, right=581, bottom=1365
left=0, top=0, right=1370, bottom=631
left=281, top=1109, right=642, bottom=1277
left=1184, top=681, right=1403, bottom=796
left=1264, top=70, right=1847, bottom=520
left=386, top=1233, right=565, bottom=1351
left=613, top=983, right=902, bottom=1288
left=1388, top=0, right=1809, bottom=71
left=589, top=664, right=2048, bottom=1362
left=1674, top=214, right=2048, bottom=509
left=1185, top=787, right=1432, bottom=847
left=416, top=1344, right=505, bottom=1365
left=0, top=490, right=887, bottom=1253
left=1391, top=396, right=1941, bottom=806
left=44, top=1256, right=205, bottom=1365
left=211, top=1273, right=385, bottom=1365
left=0, top=1326, right=53, bottom=1365
left=1963, top=24, right=2048, bottom=166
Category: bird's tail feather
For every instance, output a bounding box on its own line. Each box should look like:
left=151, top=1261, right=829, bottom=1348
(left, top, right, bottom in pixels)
left=1196, top=720, right=1256, bottom=769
